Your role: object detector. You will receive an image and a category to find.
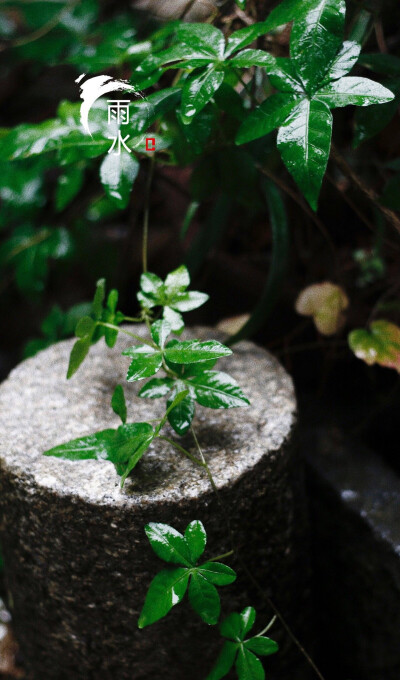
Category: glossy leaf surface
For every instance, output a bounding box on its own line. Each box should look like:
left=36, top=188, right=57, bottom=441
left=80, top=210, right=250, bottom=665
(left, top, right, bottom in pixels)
left=317, top=77, right=395, bottom=108
left=277, top=98, right=332, bottom=210
left=111, top=384, right=127, bottom=424
left=188, top=371, right=250, bottom=409
left=236, top=93, right=300, bottom=145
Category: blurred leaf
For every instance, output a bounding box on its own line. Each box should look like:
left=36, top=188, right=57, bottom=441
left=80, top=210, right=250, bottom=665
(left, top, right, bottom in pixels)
left=55, top=165, right=84, bottom=211
left=100, top=151, right=140, bottom=209
left=295, top=282, right=349, bottom=335
left=353, top=79, right=400, bottom=147
left=349, top=320, right=400, bottom=372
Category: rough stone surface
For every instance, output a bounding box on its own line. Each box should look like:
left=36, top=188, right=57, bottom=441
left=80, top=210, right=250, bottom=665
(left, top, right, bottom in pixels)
left=0, top=327, right=310, bottom=680
left=303, top=426, right=400, bottom=680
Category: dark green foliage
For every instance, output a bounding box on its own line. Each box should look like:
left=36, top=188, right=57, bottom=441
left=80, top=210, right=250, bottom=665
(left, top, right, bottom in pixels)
left=139, top=521, right=236, bottom=627
left=207, top=607, right=278, bottom=680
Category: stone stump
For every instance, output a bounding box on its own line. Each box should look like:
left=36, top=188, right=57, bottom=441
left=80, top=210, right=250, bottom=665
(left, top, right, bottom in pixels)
left=0, top=327, right=310, bottom=680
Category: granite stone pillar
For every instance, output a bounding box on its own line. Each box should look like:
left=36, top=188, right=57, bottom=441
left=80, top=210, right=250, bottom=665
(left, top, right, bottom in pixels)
left=0, top=328, right=310, bottom=680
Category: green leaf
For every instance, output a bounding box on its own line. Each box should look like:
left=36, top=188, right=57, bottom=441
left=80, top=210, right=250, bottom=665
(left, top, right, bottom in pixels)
left=220, top=612, right=242, bottom=641
left=167, top=389, right=195, bottom=435
left=236, top=647, right=265, bottom=680
left=110, top=422, right=154, bottom=459
left=111, top=385, right=127, bottom=424
left=92, top=278, right=106, bottom=319
left=188, top=572, right=220, bottom=625
left=239, top=607, right=256, bottom=637
left=277, top=98, right=332, bottom=211
left=163, top=306, right=185, bottom=333
left=236, top=93, right=300, bottom=145
left=43, top=429, right=116, bottom=461
left=157, top=389, right=190, bottom=433
left=165, top=340, right=232, bottom=364
left=170, top=291, right=209, bottom=312
left=140, top=271, right=163, bottom=298
left=267, top=58, right=304, bottom=93
left=324, top=40, right=361, bottom=82
left=138, top=567, right=190, bottom=628
left=99, top=151, right=140, bottom=209
left=244, top=637, right=279, bottom=656
left=184, top=520, right=207, bottom=563
left=164, top=264, right=190, bottom=295
left=199, top=562, right=237, bottom=586
left=138, top=377, right=174, bottom=399
left=67, top=336, right=91, bottom=378
left=348, top=320, right=400, bottom=373
left=316, top=77, right=395, bottom=108
left=189, top=371, right=249, bottom=409
left=206, top=641, right=238, bottom=680
left=116, top=424, right=156, bottom=485
left=151, top=320, right=171, bottom=348
left=145, top=522, right=192, bottom=566
left=122, top=346, right=163, bottom=382
left=75, top=315, right=96, bottom=338
left=55, top=165, right=84, bottom=212
left=181, top=68, right=225, bottom=124
left=290, top=0, right=346, bottom=93
left=176, top=23, right=225, bottom=59
left=229, top=49, right=276, bottom=69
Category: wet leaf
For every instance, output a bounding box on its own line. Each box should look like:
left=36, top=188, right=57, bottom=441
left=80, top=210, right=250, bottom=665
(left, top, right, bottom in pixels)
left=188, top=370, right=250, bottom=409
left=348, top=320, right=400, bottom=372
left=316, top=76, right=394, bottom=108
left=138, top=568, right=190, bottom=628
left=188, top=572, right=220, bottom=625
left=236, top=93, right=300, bottom=145
left=99, top=151, right=139, bottom=209
left=277, top=98, right=332, bottom=211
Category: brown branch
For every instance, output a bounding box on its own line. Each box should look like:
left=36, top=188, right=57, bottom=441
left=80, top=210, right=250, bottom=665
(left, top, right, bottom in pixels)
left=331, top=144, right=400, bottom=238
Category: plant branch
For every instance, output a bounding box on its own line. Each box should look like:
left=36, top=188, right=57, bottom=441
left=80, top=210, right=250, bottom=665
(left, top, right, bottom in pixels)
left=331, top=144, right=400, bottom=238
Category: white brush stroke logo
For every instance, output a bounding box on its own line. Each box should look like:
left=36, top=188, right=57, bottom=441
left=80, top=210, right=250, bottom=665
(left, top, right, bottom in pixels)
left=75, top=73, right=146, bottom=137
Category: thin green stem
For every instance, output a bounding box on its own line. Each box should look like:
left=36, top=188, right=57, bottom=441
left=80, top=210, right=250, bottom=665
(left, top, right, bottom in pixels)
left=207, top=550, right=234, bottom=563
left=123, top=316, right=142, bottom=323
left=142, top=154, right=156, bottom=274
left=158, top=436, right=204, bottom=467
left=189, top=426, right=327, bottom=680
left=256, top=616, right=277, bottom=637
left=96, top=322, right=157, bottom=349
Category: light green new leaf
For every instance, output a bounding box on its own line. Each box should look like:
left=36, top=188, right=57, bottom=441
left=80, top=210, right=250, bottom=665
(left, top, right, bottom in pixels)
left=163, top=306, right=185, bottom=332
left=138, top=568, right=190, bottom=628
left=206, top=641, right=238, bottom=680
left=188, top=572, right=221, bottom=625
left=145, top=522, right=192, bottom=566
left=170, top=291, right=209, bottom=312
left=181, top=69, right=225, bottom=124
left=189, top=370, right=250, bottom=409
left=165, top=264, right=190, bottom=294
left=100, top=151, right=140, bottom=209
left=138, top=377, right=174, bottom=399
left=92, top=278, right=106, bottom=319
left=290, top=0, right=346, bottom=93
left=67, top=336, right=92, bottom=378
left=151, top=320, right=171, bottom=348
left=316, top=76, right=395, bottom=108
left=236, top=93, right=300, bottom=145
left=43, top=428, right=116, bottom=461
left=199, top=562, right=237, bottom=586
left=165, top=340, right=232, bottom=364
left=167, top=389, right=195, bottom=435
left=324, top=40, right=361, bottom=82
left=184, top=520, right=207, bottom=564
left=277, top=98, right=332, bottom=211
left=122, top=345, right=163, bottom=381
left=111, top=385, right=127, bottom=424
left=236, top=647, right=265, bottom=680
